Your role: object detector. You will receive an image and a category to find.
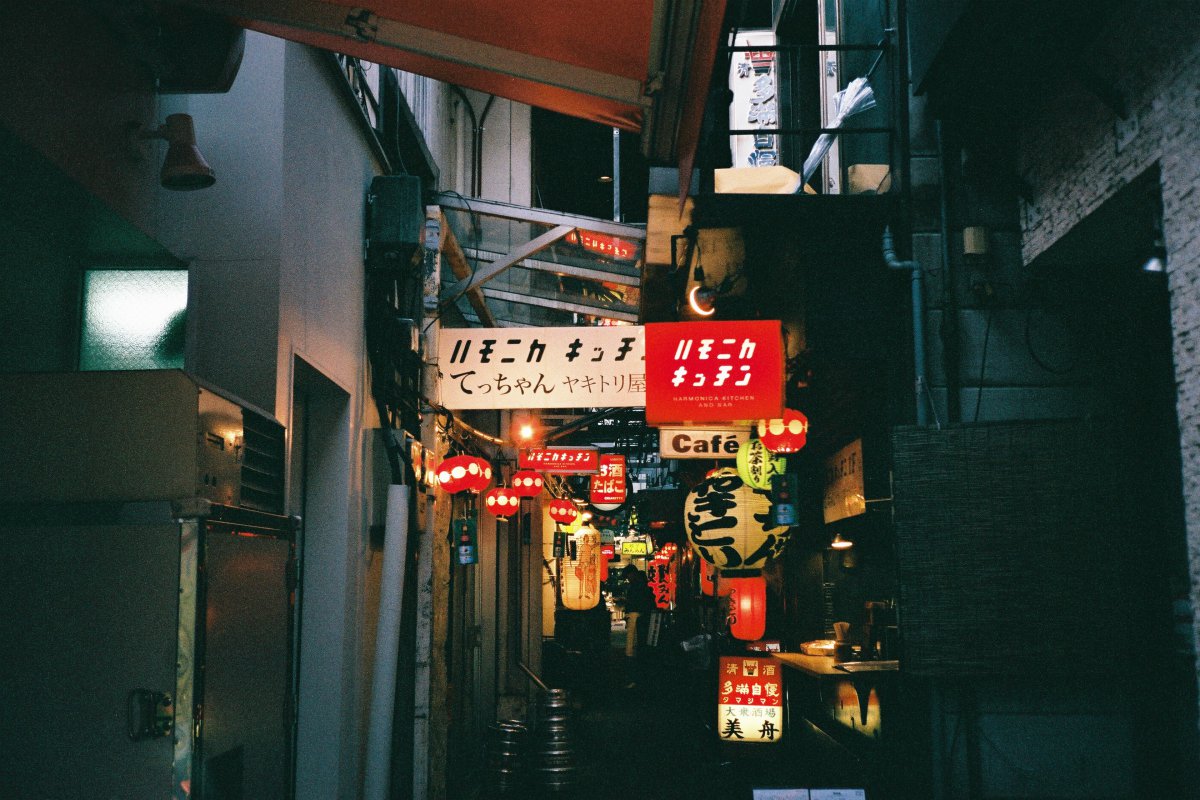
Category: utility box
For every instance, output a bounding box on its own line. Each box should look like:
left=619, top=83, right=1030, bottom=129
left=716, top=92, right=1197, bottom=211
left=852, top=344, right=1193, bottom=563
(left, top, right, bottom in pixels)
left=0, top=370, right=284, bottom=513
left=366, top=174, right=424, bottom=271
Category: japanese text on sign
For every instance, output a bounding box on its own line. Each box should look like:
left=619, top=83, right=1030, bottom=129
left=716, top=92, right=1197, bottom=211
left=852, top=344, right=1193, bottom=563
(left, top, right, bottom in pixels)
left=590, top=453, right=627, bottom=505
left=718, top=656, right=783, bottom=743
left=439, top=326, right=646, bottom=410
left=645, top=321, right=784, bottom=425
left=519, top=448, right=599, bottom=474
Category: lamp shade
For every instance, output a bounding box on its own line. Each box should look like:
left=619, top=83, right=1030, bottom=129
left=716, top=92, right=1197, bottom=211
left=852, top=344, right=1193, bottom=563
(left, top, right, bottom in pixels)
left=436, top=455, right=474, bottom=494
left=684, top=468, right=790, bottom=573
left=549, top=498, right=580, bottom=525
left=735, top=438, right=788, bottom=490
left=699, top=559, right=733, bottom=598
left=511, top=469, right=545, bottom=497
left=756, top=409, right=809, bottom=454
left=561, top=526, right=602, bottom=611
left=483, top=487, right=520, bottom=517
left=727, top=575, right=767, bottom=641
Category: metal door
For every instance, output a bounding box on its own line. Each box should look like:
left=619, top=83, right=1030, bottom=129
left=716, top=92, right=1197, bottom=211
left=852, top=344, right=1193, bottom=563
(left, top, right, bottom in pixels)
left=197, top=521, right=294, bottom=800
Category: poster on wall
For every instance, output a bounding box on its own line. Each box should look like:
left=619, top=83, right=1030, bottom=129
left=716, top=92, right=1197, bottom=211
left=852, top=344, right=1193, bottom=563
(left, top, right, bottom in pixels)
left=823, top=439, right=866, bottom=524
left=439, top=326, right=645, bottom=410
left=717, top=656, right=784, bottom=743
left=645, top=320, right=784, bottom=426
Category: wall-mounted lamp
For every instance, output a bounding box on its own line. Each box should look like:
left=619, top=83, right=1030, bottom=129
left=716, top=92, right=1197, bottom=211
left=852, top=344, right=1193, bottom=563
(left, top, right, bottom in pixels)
left=138, top=113, right=215, bottom=190
left=688, top=284, right=718, bottom=316
left=1142, top=224, right=1167, bottom=273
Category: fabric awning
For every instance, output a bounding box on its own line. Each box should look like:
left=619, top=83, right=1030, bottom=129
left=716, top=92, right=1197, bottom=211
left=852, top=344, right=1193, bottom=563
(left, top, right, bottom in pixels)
left=178, top=0, right=726, bottom=166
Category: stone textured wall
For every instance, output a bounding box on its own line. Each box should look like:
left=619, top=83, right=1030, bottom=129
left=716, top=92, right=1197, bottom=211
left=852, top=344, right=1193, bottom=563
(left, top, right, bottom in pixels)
left=1016, top=0, right=1200, bottom=663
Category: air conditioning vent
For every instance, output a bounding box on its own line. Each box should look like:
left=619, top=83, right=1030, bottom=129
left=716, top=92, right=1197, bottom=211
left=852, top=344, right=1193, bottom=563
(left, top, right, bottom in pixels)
left=240, top=409, right=285, bottom=514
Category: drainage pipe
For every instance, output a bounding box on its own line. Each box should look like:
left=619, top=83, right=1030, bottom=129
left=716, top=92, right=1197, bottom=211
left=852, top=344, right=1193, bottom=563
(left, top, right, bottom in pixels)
left=363, top=483, right=411, bottom=800
left=883, top=226, right=930, bottom=427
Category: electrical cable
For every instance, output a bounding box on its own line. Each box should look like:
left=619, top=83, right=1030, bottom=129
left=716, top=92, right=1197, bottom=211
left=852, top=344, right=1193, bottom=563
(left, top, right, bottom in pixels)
left=972, top=308, right=993, bottom=423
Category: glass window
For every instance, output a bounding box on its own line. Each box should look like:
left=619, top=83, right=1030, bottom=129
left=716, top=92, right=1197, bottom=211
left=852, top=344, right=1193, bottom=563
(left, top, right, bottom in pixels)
left=79, top=269, right=187, bottom=370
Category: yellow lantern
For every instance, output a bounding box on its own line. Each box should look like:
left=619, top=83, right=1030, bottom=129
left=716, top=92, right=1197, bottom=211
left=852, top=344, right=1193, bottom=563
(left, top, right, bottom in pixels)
left=735, top=438, right=787, bottom=490
left=560, top=526, right=602, bottom=610
left=684, top=468, right=789, bottom=573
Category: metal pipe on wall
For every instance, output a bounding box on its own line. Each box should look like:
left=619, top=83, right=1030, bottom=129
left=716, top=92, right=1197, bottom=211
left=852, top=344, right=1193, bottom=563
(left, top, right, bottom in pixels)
left=884, top=226, right=930, bottom=427
left=935, top=119, right=961, bottom=422
left=363, top=483, right=411, bottom=800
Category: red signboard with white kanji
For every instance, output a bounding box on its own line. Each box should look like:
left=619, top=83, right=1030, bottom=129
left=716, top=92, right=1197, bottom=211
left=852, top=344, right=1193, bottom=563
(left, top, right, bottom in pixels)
left=589, top=453, right=627, bottom=505
left=519, top=447, right=600, bottom=474
left=644, top=321, right=784, bottom=426
left=718, top=656, right=783, bottom=743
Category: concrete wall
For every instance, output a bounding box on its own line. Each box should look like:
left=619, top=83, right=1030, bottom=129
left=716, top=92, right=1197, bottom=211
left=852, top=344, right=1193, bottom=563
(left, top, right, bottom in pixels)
left=1, top=10, right=390, bottom=796
left=1015, top=0, right=1200, bottom=669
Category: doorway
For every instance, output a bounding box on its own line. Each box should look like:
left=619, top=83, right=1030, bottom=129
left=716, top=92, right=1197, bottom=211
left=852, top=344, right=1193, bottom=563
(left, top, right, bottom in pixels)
left=289, top=358, right=357, bottom=800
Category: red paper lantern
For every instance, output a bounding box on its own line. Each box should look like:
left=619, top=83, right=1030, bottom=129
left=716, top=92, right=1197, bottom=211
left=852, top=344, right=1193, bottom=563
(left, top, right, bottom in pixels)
left=483, top=487, right=520, bottom=517
left=548, top=498, right=580, bottom=525
left=511, top=469, right=545, bottom=497
left=436, top=455, right=474, bottom=494
left=699, top=559, right=733, bottom=598
left=756, top=409, right=809, bottom=454
left=727, top=575, right=767, bottom=641
left=463, top=456, right=493, bottom=492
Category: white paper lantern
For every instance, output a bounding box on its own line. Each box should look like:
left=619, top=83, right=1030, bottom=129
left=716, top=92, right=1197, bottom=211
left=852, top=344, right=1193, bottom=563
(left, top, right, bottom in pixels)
left=560, top=526, right=602, bottom=611
left=683, top=468, right=789, bottom=573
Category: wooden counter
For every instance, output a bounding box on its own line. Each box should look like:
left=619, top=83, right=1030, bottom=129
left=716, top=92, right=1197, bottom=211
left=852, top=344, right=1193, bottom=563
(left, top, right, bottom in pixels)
left=774, top=651, right=843, bottom=677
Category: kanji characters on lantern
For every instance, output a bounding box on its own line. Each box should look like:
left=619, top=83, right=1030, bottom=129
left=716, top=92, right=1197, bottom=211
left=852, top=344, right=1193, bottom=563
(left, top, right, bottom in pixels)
left=683, top=468, right=790, bottom=572
left=726, top=575, right=767, bottom=641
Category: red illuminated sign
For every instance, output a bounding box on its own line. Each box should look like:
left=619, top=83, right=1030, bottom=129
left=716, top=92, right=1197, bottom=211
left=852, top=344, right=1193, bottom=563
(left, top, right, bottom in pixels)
left=565, top=229, right=638, bottom=261
left=717, top=656, right=784, bottom=743
left=644, top=320, right=784, bottom=425
left=519, top=447, right=599, bottom=474
left=589, top=453, right=627, bottom=505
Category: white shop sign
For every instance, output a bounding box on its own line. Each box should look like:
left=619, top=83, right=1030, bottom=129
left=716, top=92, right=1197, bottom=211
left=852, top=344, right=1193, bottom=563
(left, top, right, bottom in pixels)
left=438, top=326, right=645, bottom=410
left=659, top=427, right=751, bottom=459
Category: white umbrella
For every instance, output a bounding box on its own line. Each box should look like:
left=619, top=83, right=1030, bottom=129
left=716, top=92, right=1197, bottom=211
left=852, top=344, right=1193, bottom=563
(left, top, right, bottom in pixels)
left=797, top=76, right=877, bottom=190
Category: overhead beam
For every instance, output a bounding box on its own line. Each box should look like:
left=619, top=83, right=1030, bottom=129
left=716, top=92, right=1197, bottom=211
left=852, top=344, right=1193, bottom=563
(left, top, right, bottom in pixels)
left=480, top=287, right=640, bottom=322
left=179, top=0, right=646, bottom=106
left=436, top=210, right=498, bottom=327
left=462, top=247, right=641, bottom=287
left=441, top=225, right=573, bottom=307
left=434, top=192, right=647, bottom=240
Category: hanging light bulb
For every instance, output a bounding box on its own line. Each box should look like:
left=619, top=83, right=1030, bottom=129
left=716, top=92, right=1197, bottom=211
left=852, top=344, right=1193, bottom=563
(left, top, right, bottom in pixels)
left=831, top=533, right=854, bottom=550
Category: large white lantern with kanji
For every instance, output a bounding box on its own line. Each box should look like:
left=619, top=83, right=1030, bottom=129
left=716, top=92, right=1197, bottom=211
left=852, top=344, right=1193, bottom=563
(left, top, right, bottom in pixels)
left=560, top=526, right=602, bottom=611
left=683, top=468, right=789, bottom=574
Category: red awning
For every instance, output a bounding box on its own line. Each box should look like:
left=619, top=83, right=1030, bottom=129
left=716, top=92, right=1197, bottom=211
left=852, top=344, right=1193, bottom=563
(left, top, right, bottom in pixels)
left=179, top=0, right=726, bottom=165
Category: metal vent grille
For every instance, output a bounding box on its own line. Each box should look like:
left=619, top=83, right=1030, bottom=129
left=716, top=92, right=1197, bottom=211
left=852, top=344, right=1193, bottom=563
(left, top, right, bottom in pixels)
left=240, top=409, right=285, bottom=514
